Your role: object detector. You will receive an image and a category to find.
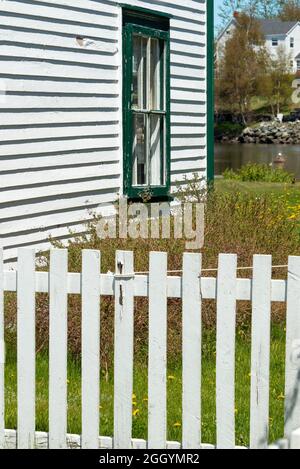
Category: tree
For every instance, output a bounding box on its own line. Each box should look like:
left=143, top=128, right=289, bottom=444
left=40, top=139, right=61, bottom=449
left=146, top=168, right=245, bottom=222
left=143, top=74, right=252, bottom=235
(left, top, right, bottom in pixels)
left=261, top=45, right=294, bottom=116
left=218, top=0, right=279, bottom=28
left=255, top=0, right=280, bottom=18
left=217, top=13, right=268, bottom=124
left=278, top=0, right=300, bottom=21
left=218, top=0, right=245, bottom=27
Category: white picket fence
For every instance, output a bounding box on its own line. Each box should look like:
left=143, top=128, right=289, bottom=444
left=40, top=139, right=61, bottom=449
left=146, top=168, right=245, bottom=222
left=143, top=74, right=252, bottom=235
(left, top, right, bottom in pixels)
left=0, top=248, right=300, bottom=450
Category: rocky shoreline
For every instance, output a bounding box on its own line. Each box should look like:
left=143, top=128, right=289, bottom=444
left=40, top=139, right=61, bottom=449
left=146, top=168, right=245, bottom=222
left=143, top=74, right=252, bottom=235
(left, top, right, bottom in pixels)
left=240, top=122, right=300, bottom=144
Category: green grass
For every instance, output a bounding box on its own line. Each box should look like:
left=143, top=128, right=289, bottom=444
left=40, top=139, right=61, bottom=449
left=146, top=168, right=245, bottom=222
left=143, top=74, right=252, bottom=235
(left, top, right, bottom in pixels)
left=249, top=96, right=292, bottom=115
left=250, top=96, right=269, bottom=112
left=216, top=179, right=300, bottom=206
left=5, top=325, right=286, bottom=447
left=216, top=178, right=300, bottom=195
left=216, top=180, right=300, bottom=235
left=4, top=179, right=297, bottom=447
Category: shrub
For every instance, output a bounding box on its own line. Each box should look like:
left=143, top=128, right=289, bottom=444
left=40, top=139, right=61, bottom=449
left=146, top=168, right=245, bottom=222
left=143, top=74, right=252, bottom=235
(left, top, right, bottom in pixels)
left=215, top=122, right=244, bottom=140
left=223, top=163, right=295, bottom=183
left=4, top=182, right=300, bottom=367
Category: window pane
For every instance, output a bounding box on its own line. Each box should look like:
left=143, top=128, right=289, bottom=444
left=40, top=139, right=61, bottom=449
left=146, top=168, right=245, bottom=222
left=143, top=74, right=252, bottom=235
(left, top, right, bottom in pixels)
left=150, top=38, right=164, bottom=110
left=150, top=115, right=165, bottom=186
left=132, top=113, right=148, bottom=186
left=132, top=36, right=147, bottom=110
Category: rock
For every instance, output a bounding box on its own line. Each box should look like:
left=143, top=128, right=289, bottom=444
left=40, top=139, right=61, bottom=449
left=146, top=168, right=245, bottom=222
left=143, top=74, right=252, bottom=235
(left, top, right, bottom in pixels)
left=239, top=121, right=300, bottom=144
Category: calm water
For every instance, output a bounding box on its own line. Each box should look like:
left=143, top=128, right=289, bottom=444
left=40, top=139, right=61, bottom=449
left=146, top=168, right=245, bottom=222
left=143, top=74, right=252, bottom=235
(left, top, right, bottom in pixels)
left=215, top=143, right=300, bottom=180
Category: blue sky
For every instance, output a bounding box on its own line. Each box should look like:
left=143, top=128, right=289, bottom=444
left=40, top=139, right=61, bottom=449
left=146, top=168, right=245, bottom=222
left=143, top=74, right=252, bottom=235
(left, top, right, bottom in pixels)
left=214, top=0, right=223, bottom=27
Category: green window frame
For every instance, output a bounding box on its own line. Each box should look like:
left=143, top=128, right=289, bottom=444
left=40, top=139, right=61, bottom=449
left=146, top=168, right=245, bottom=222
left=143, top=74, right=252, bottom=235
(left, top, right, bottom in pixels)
left=123, top=10, right=171, bottom=200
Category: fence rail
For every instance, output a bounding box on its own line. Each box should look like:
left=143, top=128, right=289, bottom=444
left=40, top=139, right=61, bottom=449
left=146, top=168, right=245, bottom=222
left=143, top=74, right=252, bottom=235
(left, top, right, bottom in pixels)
left=0, top=248, right=300, bottom=449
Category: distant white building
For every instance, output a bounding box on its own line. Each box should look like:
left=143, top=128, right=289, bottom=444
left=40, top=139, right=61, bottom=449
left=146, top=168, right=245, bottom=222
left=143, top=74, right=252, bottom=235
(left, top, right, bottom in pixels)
left=217, top=15, right=300, bottom=73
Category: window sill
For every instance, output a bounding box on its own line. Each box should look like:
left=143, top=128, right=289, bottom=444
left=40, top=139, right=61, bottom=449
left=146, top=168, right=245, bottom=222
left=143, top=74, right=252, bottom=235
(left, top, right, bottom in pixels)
left=126, top=186, right=172, bottom=203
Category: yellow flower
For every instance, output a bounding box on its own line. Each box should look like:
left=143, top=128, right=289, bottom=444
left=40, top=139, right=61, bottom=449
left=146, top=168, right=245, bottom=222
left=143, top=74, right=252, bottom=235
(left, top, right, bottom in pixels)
left=132, top=401, right=137, bottom=407
left=173, top=422, right=181, bottom=428
left=143, top=397, right=148, bottom=403
left=277, top=393, right=285, bottom=401
left=132, top=394, right=137, bottom=400
left=133, top=409, right=140, bottom=417
left=168, top=375, right=176, bottom=381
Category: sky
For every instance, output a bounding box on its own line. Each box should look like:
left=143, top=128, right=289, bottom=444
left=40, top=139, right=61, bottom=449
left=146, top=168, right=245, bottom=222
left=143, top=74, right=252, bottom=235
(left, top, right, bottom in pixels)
left=214, top=0, right=223, bottom=28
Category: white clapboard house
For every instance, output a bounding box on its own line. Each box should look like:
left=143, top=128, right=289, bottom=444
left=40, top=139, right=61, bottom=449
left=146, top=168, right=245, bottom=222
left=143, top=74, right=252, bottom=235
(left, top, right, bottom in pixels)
left=0, top=0, right=214, bottom=263
left=217, top=14, right=300, bottom=73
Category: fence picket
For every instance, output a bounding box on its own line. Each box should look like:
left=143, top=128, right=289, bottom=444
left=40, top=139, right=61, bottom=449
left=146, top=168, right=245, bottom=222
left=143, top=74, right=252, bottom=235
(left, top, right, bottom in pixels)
left=216, top=254, right=237, bottom=449
left=182, top=253, right=202, bottom=449
left=2, top=248, right=300, bottom=450
left=0, top=250, right=4, bottom=449
left=113, top=251, right=134, bottom=449
left=148, top=252, right=168, bottom=449
left=285, top=257, right=300, bottom=438
left=81, top=250, right=101, bottom=449
left=17, top=249, right=36, bottom=449
left=250, top=255, right=272, bottom=449
left=49, top=249, right=68, bottom=449
left=290, top=428, right=300, bottom=449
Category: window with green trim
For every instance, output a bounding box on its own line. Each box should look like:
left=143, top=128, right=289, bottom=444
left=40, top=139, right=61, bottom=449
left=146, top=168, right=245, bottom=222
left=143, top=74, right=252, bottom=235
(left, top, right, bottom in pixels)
left=123, top=10, right=171, bottom=199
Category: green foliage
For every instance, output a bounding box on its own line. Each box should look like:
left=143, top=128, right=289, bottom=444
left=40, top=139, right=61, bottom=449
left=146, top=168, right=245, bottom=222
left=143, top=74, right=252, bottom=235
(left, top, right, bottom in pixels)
left=260, top=45, right=294, bottom=116
left=4, top=325, right=286, bottom=446
left=223, top=163, right=295, bottom=183
left=215, top=122, right=245, bottom=140
left=4, top=178, right=300, bottom=445
left=216, top=8, right=294, bottom=118
left=216, top=13, right=268, bottom=123
left=279, top=0, right=300, bottom=21
left=5, top=177, right=300, bottom=364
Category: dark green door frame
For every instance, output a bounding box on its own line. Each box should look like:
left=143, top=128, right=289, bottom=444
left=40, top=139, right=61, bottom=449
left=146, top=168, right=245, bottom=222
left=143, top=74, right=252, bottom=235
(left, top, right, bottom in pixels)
left=207, top=0, right=215, bottom=183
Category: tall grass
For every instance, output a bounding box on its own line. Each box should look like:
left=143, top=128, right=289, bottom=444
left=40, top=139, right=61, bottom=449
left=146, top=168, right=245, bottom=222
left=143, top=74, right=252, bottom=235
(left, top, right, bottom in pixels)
left=4, top=183, right=299, bottom=364
left=3, top=182, right=298, bottom=445
left=223, top=163, right=295, bottom=183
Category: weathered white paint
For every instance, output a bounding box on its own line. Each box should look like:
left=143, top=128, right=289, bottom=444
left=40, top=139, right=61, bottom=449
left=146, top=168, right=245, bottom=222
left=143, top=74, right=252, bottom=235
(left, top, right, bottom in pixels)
left=290, top=427, right=300, bottom=449
left=17, top=249, right=36, bottom=449
left=216, top=254, right=237, bottom=450
left=0, top=0, right=208, bottom=263
left=182, top=253, right=202, bottom=449
left=81, top=250, right=101, bottom=449
left=0, top=268, right=289, bottom=302
left=285, top=257, right=300, bottom=438
left=3, top=428, right=222, bottom=449
left=250, top=255, right=272, bottom=449
left=49, top=249, right=68, bottom=449
left=148, top=252, right=168, bottom=449
left=113, top=251, right=134, bottom=449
